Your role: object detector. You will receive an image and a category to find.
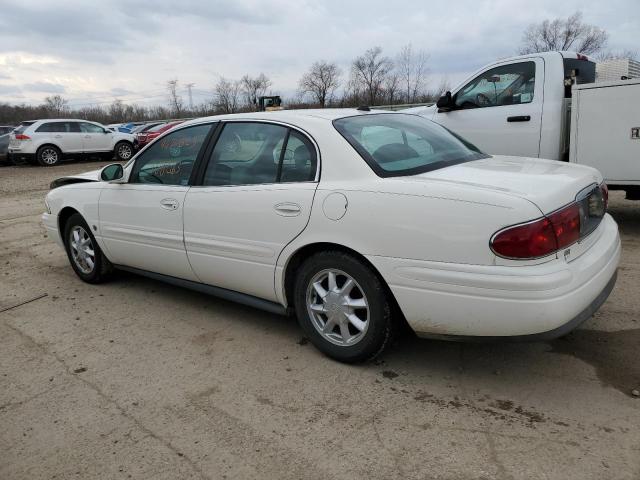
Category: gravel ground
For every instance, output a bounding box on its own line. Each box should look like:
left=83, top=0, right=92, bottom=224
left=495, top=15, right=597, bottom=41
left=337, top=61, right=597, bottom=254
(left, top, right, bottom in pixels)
left=1, top=160, right=639, bottom=480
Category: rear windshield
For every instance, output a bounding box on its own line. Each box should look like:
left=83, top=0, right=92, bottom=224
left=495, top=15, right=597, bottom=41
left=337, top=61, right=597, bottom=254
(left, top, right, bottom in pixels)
left=14, top=121, right=35, bottom=134
left=333, top=113, right=488, bottom=177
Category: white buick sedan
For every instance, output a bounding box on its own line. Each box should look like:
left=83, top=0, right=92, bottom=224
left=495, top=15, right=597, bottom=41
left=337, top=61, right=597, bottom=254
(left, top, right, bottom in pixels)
left=43, top=109, right=620, bottom=362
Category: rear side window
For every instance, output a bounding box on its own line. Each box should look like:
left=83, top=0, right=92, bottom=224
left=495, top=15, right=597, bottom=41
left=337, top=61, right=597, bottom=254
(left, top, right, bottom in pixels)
left=202, top=122, right=317, bottom=186
left=334, top=113, right=488, bottom=177
left=35, top=122, right=81, bottom=133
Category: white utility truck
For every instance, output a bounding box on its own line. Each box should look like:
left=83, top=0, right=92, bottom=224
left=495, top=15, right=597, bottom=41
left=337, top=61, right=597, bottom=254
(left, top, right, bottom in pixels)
left=410, top=51, right=640, bottom=199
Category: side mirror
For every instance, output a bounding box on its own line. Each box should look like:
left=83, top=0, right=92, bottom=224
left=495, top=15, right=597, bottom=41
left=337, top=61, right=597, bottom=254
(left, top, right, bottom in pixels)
left=100, top=163, right=124, bottom=182
left=436, top=91, right=455, bottom=111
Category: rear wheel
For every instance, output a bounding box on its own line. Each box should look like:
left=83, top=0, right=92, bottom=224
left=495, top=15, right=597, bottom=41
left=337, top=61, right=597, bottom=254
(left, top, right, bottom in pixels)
left=63, top=213, right=112, bottom=283
left=294, top=251, right=394, bottom=363
left=36, top=145, right=61, bottom=166
left=114, top=141, right=134, bottom=161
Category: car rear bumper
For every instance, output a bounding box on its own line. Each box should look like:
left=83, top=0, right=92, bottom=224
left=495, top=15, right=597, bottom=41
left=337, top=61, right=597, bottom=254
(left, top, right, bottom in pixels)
left=367, top=214, right=621, bottom=338
left=8, top=151, right=36, bottom=163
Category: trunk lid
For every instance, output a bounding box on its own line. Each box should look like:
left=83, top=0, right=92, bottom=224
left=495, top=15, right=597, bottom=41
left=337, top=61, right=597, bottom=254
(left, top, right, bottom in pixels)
left=410, top=155, right=602, bottom=214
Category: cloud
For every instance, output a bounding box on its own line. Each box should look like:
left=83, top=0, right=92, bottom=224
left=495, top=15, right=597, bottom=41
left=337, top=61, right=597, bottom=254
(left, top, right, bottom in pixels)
left=23, top=81, right=67, bottom=94
left=0, top=0, right=637, bottom=106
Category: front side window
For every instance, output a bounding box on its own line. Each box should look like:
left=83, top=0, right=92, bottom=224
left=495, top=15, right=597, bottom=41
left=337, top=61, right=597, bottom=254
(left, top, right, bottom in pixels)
left=455, top=61, right=535, bottom=109
left=203, top=122, right=293, bottom=186
left=80, top=122, right=106, bottom=133
left=129, top=124, right=212, bottom=185
left=334, top=113, right=488, bottom=177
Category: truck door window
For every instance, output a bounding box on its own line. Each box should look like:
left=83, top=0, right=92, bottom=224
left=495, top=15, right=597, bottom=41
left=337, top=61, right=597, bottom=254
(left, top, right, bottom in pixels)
left=455, top=61, right=535, bottom=109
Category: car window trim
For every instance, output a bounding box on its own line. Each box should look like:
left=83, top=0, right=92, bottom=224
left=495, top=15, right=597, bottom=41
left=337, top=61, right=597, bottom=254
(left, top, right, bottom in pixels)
left=127, top=121, right=219, bottom=186
left=192, top=119, right=321, bottom=187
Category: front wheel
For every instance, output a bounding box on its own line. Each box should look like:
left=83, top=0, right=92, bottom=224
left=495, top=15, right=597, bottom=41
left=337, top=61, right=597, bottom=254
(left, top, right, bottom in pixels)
left=293, top=251, right=394, bottom=363
left=63, top=213, right=112, bottom=283
left=114, top=141, right=134, bottom=161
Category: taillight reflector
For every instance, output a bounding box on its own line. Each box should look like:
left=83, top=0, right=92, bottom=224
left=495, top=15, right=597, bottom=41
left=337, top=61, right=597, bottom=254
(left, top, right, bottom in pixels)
left=15, top=134, right=30, bottom=140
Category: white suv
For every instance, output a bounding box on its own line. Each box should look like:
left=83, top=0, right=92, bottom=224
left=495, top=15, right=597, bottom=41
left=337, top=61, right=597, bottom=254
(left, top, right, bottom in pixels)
left=8, top=119, right=135, bottom=166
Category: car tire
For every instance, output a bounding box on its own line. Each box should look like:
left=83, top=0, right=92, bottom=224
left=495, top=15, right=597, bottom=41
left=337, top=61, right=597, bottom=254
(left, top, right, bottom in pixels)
left=114, top=141, right=134, bottom=162
left=63, top=213, right=113, bottom=284
left=36, top=145, right=62, bottom=166
left=293, top=251, right=394, bottom=363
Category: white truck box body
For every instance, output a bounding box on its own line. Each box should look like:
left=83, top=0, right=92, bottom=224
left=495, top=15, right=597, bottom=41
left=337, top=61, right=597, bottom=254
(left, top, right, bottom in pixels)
left=569, top=78, right=640, bottom=186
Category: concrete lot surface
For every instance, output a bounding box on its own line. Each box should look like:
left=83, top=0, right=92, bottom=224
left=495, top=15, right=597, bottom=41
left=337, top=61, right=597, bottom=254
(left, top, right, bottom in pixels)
left=1, top=161, right=639, bottom=480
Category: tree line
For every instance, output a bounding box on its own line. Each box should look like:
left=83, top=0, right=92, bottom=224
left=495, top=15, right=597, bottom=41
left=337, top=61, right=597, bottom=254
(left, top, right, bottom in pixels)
left=0, top=11, right=635, bottom=126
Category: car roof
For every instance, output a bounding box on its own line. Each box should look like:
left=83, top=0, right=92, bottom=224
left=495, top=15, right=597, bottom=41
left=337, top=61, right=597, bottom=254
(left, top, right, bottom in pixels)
left=181, top=108, right=398, bottom=129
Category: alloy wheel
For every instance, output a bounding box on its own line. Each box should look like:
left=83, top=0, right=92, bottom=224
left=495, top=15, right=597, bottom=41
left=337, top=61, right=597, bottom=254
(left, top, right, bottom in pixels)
left=118, top=143, right=132, bottom=160
left=41, top=148, right=59, bottom=165
left=306, top=269, right=370, bottom=346
left=69, top=226, right=96, bottom=274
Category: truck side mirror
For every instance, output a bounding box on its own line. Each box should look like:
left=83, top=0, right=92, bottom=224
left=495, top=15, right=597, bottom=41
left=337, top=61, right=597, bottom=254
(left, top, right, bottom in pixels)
left=436, top=91, right=455, bottom=112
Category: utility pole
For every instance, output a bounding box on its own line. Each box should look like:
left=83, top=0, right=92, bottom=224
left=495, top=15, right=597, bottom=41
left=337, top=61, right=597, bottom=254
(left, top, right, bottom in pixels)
left=186, top=83, right=195, bottom=111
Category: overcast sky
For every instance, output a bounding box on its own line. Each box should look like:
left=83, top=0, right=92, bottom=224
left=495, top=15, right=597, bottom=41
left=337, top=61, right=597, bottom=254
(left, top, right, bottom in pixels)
left=0, top=0, right=637, bottom=107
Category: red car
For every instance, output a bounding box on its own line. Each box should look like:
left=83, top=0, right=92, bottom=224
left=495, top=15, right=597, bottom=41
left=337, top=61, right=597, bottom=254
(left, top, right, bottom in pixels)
left=135, top=121, right=183, bottom=149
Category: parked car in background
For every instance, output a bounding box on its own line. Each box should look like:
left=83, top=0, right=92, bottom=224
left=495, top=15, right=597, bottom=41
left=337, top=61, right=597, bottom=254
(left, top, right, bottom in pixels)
left=8, top=119, right=135, bottom=166
left=131, top=122, right=163, bottom=135
left=43, top=110, right=620, bottom=363
left=0, top=133, right=9, bottom=165
left=135, top=121, right=182, bottom=148
left=0, top=125, right=15, bottom=135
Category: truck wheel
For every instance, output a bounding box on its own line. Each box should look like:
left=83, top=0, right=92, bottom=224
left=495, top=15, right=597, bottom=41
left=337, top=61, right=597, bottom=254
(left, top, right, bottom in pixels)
left=114, top=141, right=134, bottom=161
left=36, top=145, right=61, bottom=166
left=294, top=251, right=394, bottom=363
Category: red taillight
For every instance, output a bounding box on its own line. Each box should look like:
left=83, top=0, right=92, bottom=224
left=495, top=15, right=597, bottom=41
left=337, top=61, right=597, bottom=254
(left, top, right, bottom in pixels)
left=549, top=203, right=581, bottom=249
left=14, top=134, right=30, bottom=140
left=491, top=203, right=581, bottom=259
left=600, top=183, right=608, bottom=210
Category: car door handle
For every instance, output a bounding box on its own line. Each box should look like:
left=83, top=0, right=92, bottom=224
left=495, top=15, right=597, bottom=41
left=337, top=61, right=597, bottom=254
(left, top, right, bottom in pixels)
left=54, top=135, right=63, bottom=138
left=274, top=202, right=301, bottom=216
left=507, top=115, right=531, bottom=122
left=84, top=135, right=92, bottom=138
left=160, top=198, right=179, bottom=210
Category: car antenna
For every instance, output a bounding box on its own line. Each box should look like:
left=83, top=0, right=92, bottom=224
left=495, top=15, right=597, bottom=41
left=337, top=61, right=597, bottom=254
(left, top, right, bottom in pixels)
left=357, top=105, right=370, bottom=111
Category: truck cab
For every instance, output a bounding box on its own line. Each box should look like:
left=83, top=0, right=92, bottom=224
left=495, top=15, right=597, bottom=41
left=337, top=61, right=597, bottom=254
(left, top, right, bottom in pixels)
left=414, top=51, right=639, bottom=198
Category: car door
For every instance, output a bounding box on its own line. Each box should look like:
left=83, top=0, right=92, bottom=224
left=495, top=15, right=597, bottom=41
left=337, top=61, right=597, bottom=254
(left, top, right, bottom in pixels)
left=183, top=121, right=319, bottom=302
left=98, top=123, right=215, bottom=280
left=80, top=122, right=112, bottom=152
left=432, top=58, right=544, bottom=158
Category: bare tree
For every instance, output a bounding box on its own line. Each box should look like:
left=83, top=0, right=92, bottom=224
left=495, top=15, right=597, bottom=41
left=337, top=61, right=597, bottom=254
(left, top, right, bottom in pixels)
left=298, top=60, right=341, bottom=107
left=519, top=12, right=608, bottom=56
left=424, top=77, right=452, bottom=102
left=44, top=95, right=69, bottom=116
left=241, top=73, right=272, bottom=110
left=108, top=99, right=126, bottom=122
left=214, top=77, right=242, bottom=113
left=166, top=79, right=183, bottom=116
left=351, top=47, right=394, bottom=105
left=383, top=72, right=401, bottom=105
left=397, top=44, right=429, bottom=103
